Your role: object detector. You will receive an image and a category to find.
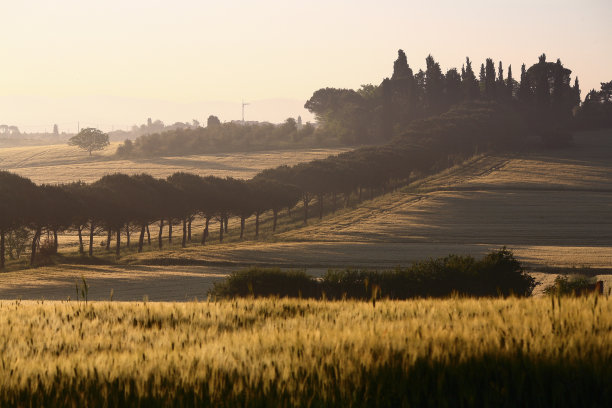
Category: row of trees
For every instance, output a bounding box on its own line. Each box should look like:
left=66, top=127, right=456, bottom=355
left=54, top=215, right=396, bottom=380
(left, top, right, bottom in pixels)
left=0, top=101, right=532, bottom=269
left=115, top=118, right=318, bottom=158
left=257, top=101, right=526, bottom=224
left=0, top=171, right=300, bottom=268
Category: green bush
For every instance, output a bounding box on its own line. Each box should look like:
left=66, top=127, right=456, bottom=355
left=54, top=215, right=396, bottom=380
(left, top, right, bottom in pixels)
left=543, top=274, right=597, bottom=296
left=210, top=267, right=319, bottom=298
left=211, top=249, right=536, bottom=299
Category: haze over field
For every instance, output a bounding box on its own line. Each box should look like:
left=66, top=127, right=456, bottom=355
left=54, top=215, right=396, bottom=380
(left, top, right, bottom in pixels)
left=1, top=0, right=610, bottom=132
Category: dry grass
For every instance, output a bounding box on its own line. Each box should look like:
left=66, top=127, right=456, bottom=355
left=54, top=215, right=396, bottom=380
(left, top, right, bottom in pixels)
left=0, top=264, right=235, bottom=301
left=1, top=131, right=611, bottom=301
left=0, top=143, right=350, bottom=183
left=0, top=297, right=610, bottom=406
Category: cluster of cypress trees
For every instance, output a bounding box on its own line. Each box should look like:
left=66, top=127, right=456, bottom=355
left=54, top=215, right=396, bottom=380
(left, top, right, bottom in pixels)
left=306, top=52, right=583, bottom=144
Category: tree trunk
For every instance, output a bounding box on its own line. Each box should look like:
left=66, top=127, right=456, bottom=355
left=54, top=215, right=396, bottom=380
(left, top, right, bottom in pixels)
left=146, top=225, right=151, bottom=245
left=53, top=229, right=58, bottom=253
left=182, top=219, right=187, bottom=248
left=273, top=209, right=278, bottom=232
left=77, top=226, right=84, bottom=254
left=0, top=229, right=5, bottom=270
left=303, top=194, right=309, bottom=225
left=138, top=224, right=145, bottom=253
left=115, top=229, right=120, bottom=257
left=89, top=222, right=95, bottom=257
left=125, top=224, right=130, bottom=248
left=240, top=216, right=245, bottom=239
left=168, top=220, right=173, bottom=244
left=255, top=211, right=260, bottom=238
left=158, top=220, right=164, bottom=249
left=332, top=192, right=337, bottom=213
left=106, top=227, right=111, bottom=251
left=30, top=227, right=41, bottom=266
left=188, top=218, right=192, bottom=241
left=224, top=216, right=228, bottom=233
left=219, top=218, right=224, bottom=243
left=202, top=217, right=210, bottom=245
left=318, top=193, right=323, bottom=220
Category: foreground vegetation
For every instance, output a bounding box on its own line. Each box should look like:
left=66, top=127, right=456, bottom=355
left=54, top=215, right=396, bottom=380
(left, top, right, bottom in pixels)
left=0, top=296, right=609, bottom=407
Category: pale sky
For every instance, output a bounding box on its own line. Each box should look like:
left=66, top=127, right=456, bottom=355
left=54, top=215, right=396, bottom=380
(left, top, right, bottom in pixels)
left=1, top=0, right=610, bottom=133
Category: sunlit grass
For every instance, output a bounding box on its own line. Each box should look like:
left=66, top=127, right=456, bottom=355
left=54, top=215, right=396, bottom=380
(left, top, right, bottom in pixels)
left=0, top=296, right=610, bottom=406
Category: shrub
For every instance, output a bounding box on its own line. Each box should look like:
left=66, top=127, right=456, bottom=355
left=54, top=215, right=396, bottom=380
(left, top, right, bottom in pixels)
left=543, top=274, right=598, bottom=296
left=211, top=249, right=536, bottom=299
left=210, top=267, right=319, bottom=298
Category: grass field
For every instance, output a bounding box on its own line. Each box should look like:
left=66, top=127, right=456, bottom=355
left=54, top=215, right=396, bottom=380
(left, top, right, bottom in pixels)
left=0, top=130, right=610, bottom=301
left=0, top=143, right=350, bottom=183
left=0, top=296, right=609, bottom=406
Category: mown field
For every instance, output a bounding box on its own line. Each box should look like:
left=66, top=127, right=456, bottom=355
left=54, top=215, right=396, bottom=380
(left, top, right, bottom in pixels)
left=0, top=297, right=610, bottom=406
left=0, top=131, right=610, bottom=301
left=0, top=143, right=350, bottom=184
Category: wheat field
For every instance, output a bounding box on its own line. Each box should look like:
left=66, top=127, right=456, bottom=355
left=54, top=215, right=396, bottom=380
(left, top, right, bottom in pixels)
left=0, top=296, right=609, bottom=406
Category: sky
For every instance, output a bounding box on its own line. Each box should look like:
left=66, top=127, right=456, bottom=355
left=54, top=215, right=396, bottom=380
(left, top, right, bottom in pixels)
left=1, top=0, right=610, bottom=133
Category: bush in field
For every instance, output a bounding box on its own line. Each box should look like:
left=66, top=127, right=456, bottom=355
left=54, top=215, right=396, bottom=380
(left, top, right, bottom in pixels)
left=323, top=248, right=535, bottom=299
left=211, top=249, right=536, bottom=299
left=543, top=274, right=598, bottom=296
left=211, top=267, right=319, bottom=298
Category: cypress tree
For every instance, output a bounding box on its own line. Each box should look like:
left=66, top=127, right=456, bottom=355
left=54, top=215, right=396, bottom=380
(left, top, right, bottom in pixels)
left=497, top=61, right=505, bottom=100
left=572, top=77, right=581, bottom=107
left=392, top=50, right=413, bottom=80
left=425, top=54, right=445, bottom=113
left=462, top=57, right=480, bottom=100
left=506, top=65, right=514, bottom=100
left=518, top=63, right=532, bottom=105
left=485, top=58, right=496, bottom=100
left=479, top=63, right=486, bottom=96
left=534, top=53, right=550, bottom=111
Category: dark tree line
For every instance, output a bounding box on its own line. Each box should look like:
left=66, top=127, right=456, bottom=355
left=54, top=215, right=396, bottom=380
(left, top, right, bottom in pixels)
left=116, top=52, right=607, bottom=159
left=574, top=81, right=612, bottom=129
left=0, top=172, right=300, bottom=268
left=116, top=119, right=318, bottom=158
left=257, top=101, right=526, bottom=224
left=0, top=99, right=527, bottom=269
left=306, top=52, right=589, bottom=146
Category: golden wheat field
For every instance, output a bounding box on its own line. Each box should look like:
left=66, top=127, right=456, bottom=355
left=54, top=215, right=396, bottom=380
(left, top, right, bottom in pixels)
left=0, top=297, right=610, bottom=406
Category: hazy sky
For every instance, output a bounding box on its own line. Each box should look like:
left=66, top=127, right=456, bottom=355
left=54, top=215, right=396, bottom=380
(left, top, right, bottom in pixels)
left=1, top=0, right=610, bottom=132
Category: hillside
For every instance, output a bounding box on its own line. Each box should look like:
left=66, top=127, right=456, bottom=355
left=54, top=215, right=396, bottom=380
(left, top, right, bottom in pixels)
left=0, top=130, right=610, bottom=301
left=123, top=129, right=612, bottom=270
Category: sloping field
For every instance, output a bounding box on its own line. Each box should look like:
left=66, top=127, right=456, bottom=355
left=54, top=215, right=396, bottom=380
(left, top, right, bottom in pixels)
left=0, top=130, right=610, bottom=301
left=0, top=143, right=350, bottom=183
